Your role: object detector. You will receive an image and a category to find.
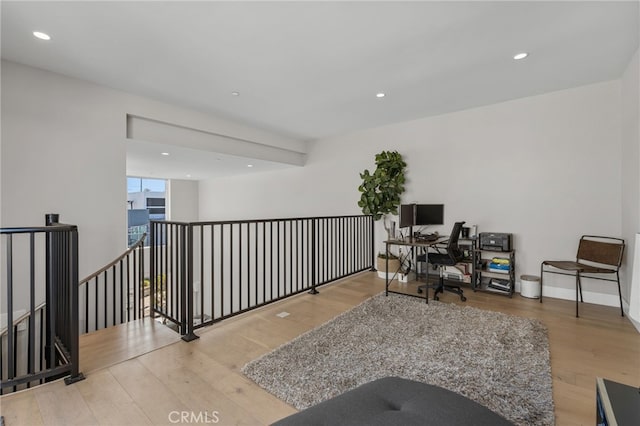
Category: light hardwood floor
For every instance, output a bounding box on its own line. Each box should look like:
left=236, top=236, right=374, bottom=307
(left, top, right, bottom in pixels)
left=1, top=272, right=639, bottom=425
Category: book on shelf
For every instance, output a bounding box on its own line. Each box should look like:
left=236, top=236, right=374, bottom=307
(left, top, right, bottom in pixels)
left=488, top=262, right=510, bottom=270
left=486, top=286, right=510, bottom=293
left=488, top=278, right=511, bottom=291
left=486, top=256, right=511, bottom=273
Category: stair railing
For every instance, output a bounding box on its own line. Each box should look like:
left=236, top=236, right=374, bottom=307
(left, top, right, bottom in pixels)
left=78, top=233, right=147, bottom=334
left=1, top=214, right=84, bottom=394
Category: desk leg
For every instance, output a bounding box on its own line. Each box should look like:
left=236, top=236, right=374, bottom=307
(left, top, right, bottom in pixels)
left=424, top=251, right=429, bottom=304
left=385, top=244, right=389, bottom=297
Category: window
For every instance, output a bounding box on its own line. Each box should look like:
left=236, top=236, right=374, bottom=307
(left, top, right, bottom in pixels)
left=127, top=177, right=166, bottom=246
left=145, top=197, right=165, bottom=207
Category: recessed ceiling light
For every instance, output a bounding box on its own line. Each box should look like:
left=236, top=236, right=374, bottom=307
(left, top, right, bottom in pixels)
left=33, top=31, right=51, bottom=41
left=161, top=152, right=170, bottom=156
left=513, top=52, right=528, bottom=60
left=376, top=92, right=386, bottom=98
left=232, top=91, right=240, bottom=96
left=247, top=164, right=253, bottom=168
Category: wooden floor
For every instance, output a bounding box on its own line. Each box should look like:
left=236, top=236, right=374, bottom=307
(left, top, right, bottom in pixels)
left=1, top=272, right=639, bottom=425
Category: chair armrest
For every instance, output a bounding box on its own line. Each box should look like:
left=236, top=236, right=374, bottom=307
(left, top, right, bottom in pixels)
left=431, top=239, right=449, bottom=253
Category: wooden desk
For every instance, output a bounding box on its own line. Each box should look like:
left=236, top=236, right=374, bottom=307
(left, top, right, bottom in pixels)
left=383, top=237, right=446, bottom=303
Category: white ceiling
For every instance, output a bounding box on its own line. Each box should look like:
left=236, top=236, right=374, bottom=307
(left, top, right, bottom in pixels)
left=2, top=1, right=638, bottom=179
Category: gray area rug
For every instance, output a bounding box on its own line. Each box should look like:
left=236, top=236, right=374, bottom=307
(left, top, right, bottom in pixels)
left=242, top=293, right=554, bottom=425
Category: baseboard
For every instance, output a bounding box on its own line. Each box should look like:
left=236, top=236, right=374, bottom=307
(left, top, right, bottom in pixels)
left=539, top=285, right=622, bottom=308
left=515, top=283, right=639, bottom=333
left=625, top=299, right=640, bottom=333
left=513, top=280, right=621, bottom=306
left=628, top=315, right=640, bottom=333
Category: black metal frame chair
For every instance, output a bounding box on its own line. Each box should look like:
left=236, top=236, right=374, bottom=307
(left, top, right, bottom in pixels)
left=540, top=235, right=625, bottom=317
left=417, top=221, right=467, bottom=302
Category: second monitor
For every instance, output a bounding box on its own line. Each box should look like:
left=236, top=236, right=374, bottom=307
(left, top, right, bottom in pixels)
left=399, top=204, right=444, bottom=228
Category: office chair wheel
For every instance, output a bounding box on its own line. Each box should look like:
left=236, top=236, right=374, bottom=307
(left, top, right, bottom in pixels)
left=461, top=296, right=467, bottom=302
left=417, top=288, right=423, bottom=294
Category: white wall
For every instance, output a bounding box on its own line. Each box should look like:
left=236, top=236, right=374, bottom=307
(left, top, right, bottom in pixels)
left=621, top=47, right=640, bottom=330
left=1, top=60, right=303, bottom=279
left=167, top=179, right=199, bottom=222
left=2, top=58, right=632, bottom=309
left=201, top=80, right=625, bottom=306
left=621, top=48, right=640, bottom=287
left=1, top=62, right=126, bottom=279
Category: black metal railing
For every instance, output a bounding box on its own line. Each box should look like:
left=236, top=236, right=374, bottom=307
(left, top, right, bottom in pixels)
left=150, top=215, right=374, bottom=340
left=0, top=302, right=46, bottom=394
left=78, top=234, right=147, bottom=334
left=1, top=214, right=84, bottom=394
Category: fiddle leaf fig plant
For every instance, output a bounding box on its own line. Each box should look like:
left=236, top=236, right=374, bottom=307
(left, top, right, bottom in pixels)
left=357, top=151, right=407, bottom=221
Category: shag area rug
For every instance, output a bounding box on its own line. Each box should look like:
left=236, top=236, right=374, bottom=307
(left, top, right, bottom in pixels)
left=242, top=293, right=554, bottom=425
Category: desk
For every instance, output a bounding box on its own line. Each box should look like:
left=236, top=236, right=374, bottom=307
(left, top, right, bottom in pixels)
left=384, top=237, right=446, bottom=303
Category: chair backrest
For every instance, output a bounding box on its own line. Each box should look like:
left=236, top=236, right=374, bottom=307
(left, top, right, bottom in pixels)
left=576, top=235, right=624, bottom=269
left=446, top=221, right=466, bottom=262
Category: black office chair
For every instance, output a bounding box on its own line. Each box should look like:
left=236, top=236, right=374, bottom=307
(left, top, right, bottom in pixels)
left=417, top=221, right=467, bottom=302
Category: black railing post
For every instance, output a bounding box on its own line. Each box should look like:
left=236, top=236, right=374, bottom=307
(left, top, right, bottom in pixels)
left=28, top=233, right=36, bottom=384
left=370, top=215, right=376, bottom=271
left=65, top=227, right=84, bottom=384
left=182, top=224, right=199, bottom=342
left=45, top=213, right=59, bottom=226
left=6, top=234, right=15, bottom=389
left=150, top=222, right=156, bottom=317
left=44, top=216, right=56, bottom=372
left=44, top=214, right=84, bottom=385
left=140, top=238, right=145, bottom=319
left=309, top=219, right=319, bottom=294
left=179, top=225, right=186, bottom=335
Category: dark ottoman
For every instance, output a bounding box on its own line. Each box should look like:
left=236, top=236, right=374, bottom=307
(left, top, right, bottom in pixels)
left=273, top=377, right=514, bottom=426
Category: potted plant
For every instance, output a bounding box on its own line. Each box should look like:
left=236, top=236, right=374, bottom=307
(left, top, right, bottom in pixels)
left=358, top=150, right=407, bottom=276
left=357, top=150, right=407, bottom=225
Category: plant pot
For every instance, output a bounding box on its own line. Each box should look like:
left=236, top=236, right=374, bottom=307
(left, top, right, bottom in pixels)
left=376, top=257, right=401, bottom=279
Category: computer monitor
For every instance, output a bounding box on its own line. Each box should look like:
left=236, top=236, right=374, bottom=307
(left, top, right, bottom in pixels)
left=415, top=204, right=444, bottom=226
left=399, top=204, right=415, bottom=228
